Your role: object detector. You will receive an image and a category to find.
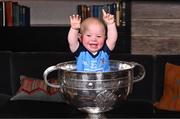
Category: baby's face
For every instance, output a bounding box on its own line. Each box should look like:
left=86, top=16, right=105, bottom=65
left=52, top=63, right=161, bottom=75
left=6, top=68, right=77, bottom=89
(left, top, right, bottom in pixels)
left=81, top=24, right=106, bottom=54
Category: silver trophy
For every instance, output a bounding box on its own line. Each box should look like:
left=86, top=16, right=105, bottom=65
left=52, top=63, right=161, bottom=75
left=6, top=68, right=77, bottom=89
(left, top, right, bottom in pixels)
left=43, top=60, right=145, bottom=118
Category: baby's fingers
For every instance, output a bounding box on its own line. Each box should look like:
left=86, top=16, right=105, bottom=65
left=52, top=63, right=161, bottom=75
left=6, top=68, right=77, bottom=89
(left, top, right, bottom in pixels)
left=108, top=14, right=114, bottom=19
left=102, top=9, right=107, bottom=16
left=70, top=14, right=80, bottom=20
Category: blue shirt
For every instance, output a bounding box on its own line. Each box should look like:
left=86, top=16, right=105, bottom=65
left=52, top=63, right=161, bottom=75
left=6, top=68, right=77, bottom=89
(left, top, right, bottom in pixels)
left=74, top=43, right=110, bottom=72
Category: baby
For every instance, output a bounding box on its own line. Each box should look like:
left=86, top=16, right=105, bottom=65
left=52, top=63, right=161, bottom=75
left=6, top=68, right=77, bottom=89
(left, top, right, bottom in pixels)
left=68, top=9, right=118, bottom=72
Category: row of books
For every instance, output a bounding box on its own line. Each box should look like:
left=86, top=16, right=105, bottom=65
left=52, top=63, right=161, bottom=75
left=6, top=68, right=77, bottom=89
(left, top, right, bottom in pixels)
left=77, top=1, right=126, bottom=27
left=0, top=1, right=30, bottom=27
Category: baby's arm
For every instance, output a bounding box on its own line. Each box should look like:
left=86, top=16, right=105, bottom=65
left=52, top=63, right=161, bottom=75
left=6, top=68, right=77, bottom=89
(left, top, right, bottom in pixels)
left=102, top=9, right=118, bottom=51
left=68, top=15, right=81, bottom=53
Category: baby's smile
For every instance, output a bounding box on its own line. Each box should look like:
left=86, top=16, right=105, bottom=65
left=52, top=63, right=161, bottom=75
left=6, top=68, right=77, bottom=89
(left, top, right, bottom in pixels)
left=89, top=43, right=98, bottom=48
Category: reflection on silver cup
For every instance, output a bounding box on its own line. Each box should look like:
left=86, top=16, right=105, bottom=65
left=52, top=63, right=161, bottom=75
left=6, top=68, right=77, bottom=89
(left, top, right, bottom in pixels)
left=43, top=60, right=145, bottom=117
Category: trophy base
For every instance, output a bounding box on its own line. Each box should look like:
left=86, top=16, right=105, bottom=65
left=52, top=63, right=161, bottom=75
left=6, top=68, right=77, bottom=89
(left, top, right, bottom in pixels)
left=79, top=107, right=108, bottom=119
left=86, top=113, right=106, bottom=119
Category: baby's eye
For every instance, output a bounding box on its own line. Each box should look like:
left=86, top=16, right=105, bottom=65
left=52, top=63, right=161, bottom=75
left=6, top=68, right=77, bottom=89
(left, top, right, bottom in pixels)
left=97, top=35, right=102, bottom=38
left=86, top=34, right=91, bottom=37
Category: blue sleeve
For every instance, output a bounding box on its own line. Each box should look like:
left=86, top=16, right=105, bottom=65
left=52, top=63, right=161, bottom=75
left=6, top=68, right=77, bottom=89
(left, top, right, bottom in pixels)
left=73, top=43, right=84, bottom=57
left=103, top=43, right=111, bottom=55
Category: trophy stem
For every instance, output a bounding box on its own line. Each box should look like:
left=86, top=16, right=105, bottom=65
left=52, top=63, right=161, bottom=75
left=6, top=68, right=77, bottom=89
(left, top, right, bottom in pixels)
left=87, top=113, right=107, bottom=119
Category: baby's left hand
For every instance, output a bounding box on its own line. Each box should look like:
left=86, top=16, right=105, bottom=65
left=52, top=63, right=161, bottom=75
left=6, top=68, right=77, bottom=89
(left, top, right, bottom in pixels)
left=102, top=9, right=115, bottom=25
left=69, top=14, right=81, bottom=30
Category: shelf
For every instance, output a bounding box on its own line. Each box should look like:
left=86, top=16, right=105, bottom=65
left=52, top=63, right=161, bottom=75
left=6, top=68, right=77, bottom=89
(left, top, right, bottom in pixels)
left=30, top=24, right=70, bottom=27
left=1, top=0, right=127, bottom=26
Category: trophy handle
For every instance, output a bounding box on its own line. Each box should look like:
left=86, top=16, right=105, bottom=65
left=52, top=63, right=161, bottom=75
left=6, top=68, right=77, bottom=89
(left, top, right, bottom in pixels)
left=132, top=62, right=146, bottom=83
left=43, top=65, right=61, bottom=88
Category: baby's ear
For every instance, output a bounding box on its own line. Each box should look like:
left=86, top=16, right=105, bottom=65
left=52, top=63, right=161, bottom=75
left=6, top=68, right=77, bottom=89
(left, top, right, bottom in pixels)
left=78, top=33, right=82, bottom=42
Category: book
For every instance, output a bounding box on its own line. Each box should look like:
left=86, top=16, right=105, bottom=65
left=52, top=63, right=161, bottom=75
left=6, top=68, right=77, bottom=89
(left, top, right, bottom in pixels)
left=97, top=5, right=103, bottom=20
left=13, top=2, right=20, bottom=26
left=77, top=5, right=82, bottom=17
left=24, top=5, right=30, bottom=26
left=5, top=1, right=13, bottom=27
left=0, top=2, right=3, bottom=26
left=122, top=1, right=126, bottom=26
left=110, top=3, right=116, bottom=15
left=81, top=5, right=87, bottom=21
left=19, top=5, right=23, bottom=26
left=92, top=5, right=98, bottom=18
left=0, top=1, right=6, bottom=26
left=116, top=1, right=121, bottom=27
left=19, top=5, right=30, bottom=26
left=86, top=6, right=91, bottom=18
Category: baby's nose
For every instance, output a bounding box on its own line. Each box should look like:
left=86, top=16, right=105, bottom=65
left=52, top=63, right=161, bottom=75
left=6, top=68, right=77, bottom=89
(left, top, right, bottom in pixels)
left=91, top=36, right=97, bottom=41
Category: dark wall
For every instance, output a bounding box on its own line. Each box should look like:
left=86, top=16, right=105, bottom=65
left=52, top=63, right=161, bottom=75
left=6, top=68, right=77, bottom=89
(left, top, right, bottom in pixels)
left=0, top=27, right=70, bottom=52
left=0, top=26, right=131, bottom=53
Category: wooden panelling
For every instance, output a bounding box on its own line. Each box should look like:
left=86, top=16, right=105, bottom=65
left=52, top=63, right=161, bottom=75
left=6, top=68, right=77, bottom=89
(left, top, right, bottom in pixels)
left=132, top=36, right=180, bottom=55
left=131, top=1, right=180, bottom=54
left=132, top=19, right=180, bottom=37
left=132, top=1, right=180, bottom=19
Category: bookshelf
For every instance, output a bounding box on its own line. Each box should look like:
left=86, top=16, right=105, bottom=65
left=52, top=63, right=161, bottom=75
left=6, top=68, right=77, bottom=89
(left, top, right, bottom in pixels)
left=0, top=0, right=131, bottom=53
left=0, top=1, right=30, bottom=27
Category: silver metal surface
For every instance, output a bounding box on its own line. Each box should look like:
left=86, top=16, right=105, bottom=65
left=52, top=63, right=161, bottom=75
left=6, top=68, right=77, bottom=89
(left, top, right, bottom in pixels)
left=43, top=60, right=145, bottom=115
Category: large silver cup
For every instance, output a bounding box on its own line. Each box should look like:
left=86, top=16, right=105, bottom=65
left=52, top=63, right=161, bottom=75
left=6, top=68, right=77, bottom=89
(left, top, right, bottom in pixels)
left=43, top=60, right=145, bottom=118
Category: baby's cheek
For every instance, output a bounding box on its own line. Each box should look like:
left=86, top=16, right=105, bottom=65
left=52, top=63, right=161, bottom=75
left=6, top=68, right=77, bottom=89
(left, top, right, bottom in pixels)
left=98, top=42, right=104, bottom=48
left=99, top=40, right=105, bottom=45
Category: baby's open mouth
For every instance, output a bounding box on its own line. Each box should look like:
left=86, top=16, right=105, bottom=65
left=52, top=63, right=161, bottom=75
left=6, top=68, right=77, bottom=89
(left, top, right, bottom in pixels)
left=89, top=43, right=98, bottom=48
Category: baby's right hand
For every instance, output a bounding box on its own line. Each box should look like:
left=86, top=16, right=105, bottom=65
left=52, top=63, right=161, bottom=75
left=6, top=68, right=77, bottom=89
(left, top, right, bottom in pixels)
left=69, top=14, right=81, bottom=30
left=102, top=9, right=115, bottom=25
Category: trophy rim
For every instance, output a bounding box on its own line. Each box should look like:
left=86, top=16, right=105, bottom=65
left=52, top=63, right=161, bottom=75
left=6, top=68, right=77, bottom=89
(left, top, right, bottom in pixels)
left=57, top=60, right=135, bottom=74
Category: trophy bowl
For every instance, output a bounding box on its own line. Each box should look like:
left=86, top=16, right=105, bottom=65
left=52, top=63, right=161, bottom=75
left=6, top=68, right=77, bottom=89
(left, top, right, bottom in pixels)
left=43, top=60, right=145, bottom=118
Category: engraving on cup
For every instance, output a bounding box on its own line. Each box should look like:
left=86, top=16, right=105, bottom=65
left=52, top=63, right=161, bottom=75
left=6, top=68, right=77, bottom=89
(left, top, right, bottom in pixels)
left=95, top=90, right=117, bottom=110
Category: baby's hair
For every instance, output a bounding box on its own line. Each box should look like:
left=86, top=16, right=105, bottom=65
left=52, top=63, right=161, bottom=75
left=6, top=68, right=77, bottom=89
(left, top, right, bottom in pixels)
left=80, top=17, right=107, bottom=35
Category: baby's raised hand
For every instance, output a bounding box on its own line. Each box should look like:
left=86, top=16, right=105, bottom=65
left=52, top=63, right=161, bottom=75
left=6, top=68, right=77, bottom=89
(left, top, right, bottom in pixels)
left=69, top=14, right=81, bottom=30
left=102, top=9, right=115, bottom=25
